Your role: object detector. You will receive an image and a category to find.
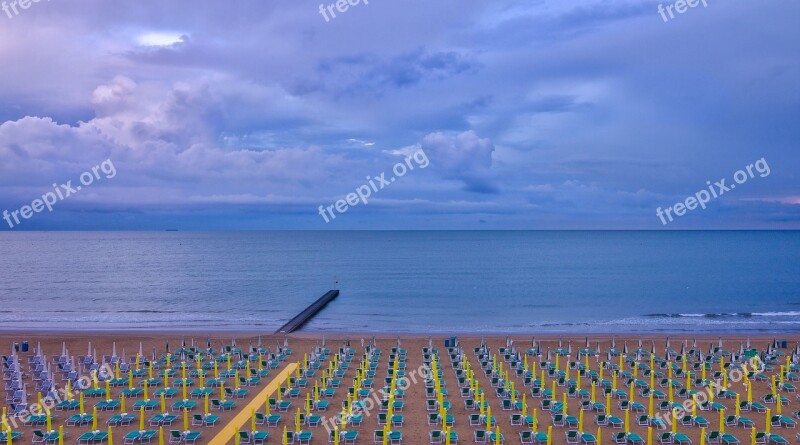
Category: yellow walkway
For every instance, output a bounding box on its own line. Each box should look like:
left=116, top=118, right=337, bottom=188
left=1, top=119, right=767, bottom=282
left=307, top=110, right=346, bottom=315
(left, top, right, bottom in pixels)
left=208, top=362, right=298, bottom=445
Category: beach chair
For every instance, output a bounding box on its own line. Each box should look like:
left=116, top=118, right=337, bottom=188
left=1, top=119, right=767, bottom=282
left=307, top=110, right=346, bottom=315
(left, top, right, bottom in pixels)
left=184, top=432, right=201, bottom=445
left=614, top=433, right=628, bottom=444
left=768, top=434, right=787, bottom=445
left=123, top=432, right=140, bottom=445
left=659, top=433, right=674, bottom=444
left=474, top=430, right=488, bottom=444
left=706, top=431, right=721, bottom=444
left=674, top=434, right=692, bottom=445
left=628, top=433, right=645, bottom=445
left=520, top=431, right=534, bottom=444
left=721, top=434, right=739, bottom=445
left=169, top=431, right=183, bottom=445
left=0, top=432, right=22, bottom=443
left=738, top=416, right=755, bottom=429
left=566, top=431, right=580, bottom=444
left=296, top=431, right=312, bottom=444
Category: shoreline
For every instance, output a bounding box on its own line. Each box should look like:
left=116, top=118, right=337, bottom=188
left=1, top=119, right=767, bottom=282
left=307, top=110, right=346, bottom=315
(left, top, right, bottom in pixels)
left=1, top=328, right=799, bottom=336
left=1, top=331, right=796, bottom=340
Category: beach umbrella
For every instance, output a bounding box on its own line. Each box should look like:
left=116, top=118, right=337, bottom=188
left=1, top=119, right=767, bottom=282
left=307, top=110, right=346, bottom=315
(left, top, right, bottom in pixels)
left=92, top=406, right=98, bottom=430
left=144, top=381, right=149, bottom=401
left=547, top=426, right=552, bottom=445
left=700, top=428, right=706, bottom=445
left=160, top=393, right=166, bottom=413
left=183, top=409, right=189, bottom=432
left=250, top=408, right=256, bottom=432
left=765, top=408, right=771, bottom=434
left=579, top=409, right=584, bottom=432
left=720, top=409, right=725, bottom=434
left=747, top=381, right=752, bottom=404
left=204, top=394, right=209, bottom=415
left=108, top=426, right=113, bottom=445
left=624, top=409, right=630, bottom=434
left=158, top=427, right=164, bottom=445
left=671, top=410, right=677, bottom=434
left=121, top=394, right=126, bottom=412
left=59, top=426, right=63, bottom=445
left=139, top=406, right=145, bottom=430
left=495, top=426, right=501, bottom=445
left=79, top=392, right=85, bottom=414
left=750, top=426, right=756, bottom=445
left=46, top=409, right=52, bottom=432
left=282, top=426, right=288, bottom=445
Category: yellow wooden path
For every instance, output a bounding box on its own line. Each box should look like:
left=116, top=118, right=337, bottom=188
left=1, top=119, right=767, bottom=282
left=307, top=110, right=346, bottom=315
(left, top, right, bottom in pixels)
left=208, top=362, right=298, bottom=445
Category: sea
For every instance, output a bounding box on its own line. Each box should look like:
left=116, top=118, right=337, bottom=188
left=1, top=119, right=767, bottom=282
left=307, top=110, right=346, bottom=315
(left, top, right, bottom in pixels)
left=0, top=231, right=798, bottom=333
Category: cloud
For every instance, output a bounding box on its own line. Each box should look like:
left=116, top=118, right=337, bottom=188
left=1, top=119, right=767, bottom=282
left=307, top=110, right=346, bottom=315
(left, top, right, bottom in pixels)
left=420, top=130, right=497, bottom=194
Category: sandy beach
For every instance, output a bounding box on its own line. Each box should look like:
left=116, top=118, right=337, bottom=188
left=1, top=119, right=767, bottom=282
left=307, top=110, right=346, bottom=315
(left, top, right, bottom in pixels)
left=1, top=333, right=797, bottom=445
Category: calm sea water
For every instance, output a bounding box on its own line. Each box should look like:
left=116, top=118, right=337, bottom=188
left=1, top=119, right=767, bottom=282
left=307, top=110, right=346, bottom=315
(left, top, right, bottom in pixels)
left=0, top=231, right=798, bottom=333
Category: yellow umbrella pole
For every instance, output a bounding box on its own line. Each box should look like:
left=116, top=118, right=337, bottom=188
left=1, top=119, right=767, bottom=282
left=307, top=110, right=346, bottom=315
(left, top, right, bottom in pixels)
left=700, top=428, right=706, bottom=445
left=183, top=409, right=189, bottom=432
left=736, top=394, right=740, bottom=417
left=671, top=410, right=677, bottom=435
left=251, top=408, right=256, bottom=433
left=58, top=426, right=63, bottom=445
left=108, top=426, right=113, bottom=445
left=139, top=406, right=145, bottom=431
left=92, top=406, right=98, bottom=430
left=720, top=409, right=725, bottom=434
left=158, top=427, right=164, bottom=445
left=765, top=408, right=771, bottom=434
left=648, top=426, right=653, bottom=445
left=625, top=409, right=630, bottom=434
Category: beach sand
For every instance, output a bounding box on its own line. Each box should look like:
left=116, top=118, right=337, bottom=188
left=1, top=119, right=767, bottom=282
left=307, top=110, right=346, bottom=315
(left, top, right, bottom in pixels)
left=1, top=333, right=797, bottom=445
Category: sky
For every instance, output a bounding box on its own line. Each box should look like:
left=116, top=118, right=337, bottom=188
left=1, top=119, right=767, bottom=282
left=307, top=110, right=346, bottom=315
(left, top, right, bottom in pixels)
left=0, top=0, right=797, bottom=230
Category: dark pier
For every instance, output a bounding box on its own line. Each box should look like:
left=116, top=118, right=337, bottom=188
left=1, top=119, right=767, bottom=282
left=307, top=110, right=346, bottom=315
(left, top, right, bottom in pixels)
left=276, top=290, right=340, bottom=333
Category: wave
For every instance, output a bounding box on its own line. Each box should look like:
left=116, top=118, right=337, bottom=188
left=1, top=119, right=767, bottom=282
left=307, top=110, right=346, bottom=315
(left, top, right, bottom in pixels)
left=644, top=311, right=800, bottom=319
